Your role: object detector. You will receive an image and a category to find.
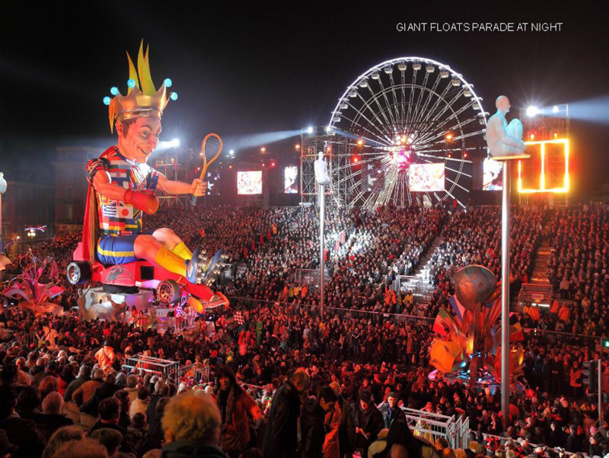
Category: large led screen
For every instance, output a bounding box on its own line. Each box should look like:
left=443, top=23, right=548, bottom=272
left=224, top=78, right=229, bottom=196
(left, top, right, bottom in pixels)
left=284, top=166, right=298, bottom=194
left=237, top=171, right=262, bottom=195
left=409, top=163, right=445, bottom=192
left=483, top=158, right=503, bottom=191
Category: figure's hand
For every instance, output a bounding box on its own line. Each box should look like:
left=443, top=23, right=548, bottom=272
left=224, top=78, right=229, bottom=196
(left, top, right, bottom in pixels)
left=124, top=190, right=159, bottom=215
left=191, top=179, right=207, bottom=197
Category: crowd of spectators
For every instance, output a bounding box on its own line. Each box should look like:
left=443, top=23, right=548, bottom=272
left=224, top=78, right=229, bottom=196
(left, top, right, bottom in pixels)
left=1, top=203, right=609, bottom=457
left=546, top=205, right=609, bottom=337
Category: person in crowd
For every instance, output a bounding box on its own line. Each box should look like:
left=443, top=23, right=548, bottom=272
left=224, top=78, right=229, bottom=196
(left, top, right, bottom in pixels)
left=161, top=391, right=227, bottom=457
left=0, top=385, right=45, bottom=458
left=353, top=390, right=384, bottom=458
left=298, top=385, right=337, bottom=458
left=379, top=391, right=405, bottom=429
left=130, top=386, right=151, bottom=419
left=72, top=368, right=105, bottom=407
left=41, top=425, right=85, bottom=458
left=262, top=368, right=310, bottom=458
left=215, top=365, right=263, bottom=456
left=64, top=365, right=92, bottom=403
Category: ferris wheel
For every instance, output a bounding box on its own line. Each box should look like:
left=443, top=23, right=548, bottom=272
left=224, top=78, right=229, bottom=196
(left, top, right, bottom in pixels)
left=328, top=57, right=487, bottom=209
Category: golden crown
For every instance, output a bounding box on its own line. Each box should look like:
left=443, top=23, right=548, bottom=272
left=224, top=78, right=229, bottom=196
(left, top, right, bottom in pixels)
left=104, top=41, right=177, bottom=132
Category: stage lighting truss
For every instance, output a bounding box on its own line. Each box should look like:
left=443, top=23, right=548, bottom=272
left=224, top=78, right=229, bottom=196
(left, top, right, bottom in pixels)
left=327, top=57, right=487, bottom=210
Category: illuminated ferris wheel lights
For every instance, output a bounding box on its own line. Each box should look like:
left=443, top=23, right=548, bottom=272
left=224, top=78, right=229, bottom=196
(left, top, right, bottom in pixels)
left=328, top=56, right=486, bottom=209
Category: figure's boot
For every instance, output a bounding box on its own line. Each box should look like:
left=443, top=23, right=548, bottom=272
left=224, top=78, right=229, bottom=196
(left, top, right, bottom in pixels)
left=185, top=248, right=227, bottom=284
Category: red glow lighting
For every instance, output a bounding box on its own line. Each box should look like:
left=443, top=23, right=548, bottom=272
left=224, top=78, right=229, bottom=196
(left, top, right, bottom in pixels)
left=352, top=156, right=360, bottom=163
left=270, top=161, right=276, bottom=167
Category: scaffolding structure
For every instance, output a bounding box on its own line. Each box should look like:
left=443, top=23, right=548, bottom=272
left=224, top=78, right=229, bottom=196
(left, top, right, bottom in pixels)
left=299, top=127, right=357, bottom=208
left=155, top=148, right=198, bottom=208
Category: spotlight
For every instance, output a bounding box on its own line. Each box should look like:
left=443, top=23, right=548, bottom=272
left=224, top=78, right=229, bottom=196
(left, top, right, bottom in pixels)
left=445, top=133, right=453, bottom=143
left=463, top=152, right=468, bottom=159
left=526, top=106, right=539, bottom=117
left=270, top=161, right=276, bottom=168
left=552, top=105, right=559, bottom=114
left=260, top=147, right=266, bottom=153
left=229, top=149, right=235, bottom=155
left=529, top=133, right=535, bottom=140
left=307, top=126, right=314, bottom=134
left=357, top=139, right=364, bottom=146
left=171, top=138, right=180, bottom=147
left=295, top=144, right=301, bottom=150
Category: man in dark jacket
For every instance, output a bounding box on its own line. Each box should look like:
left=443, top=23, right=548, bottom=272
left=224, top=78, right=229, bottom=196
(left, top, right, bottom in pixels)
left=330, top=382, right=355, bottom=458
left=262, top=368, right=310, bottom=458
left=378, top=392, right=405, bottom=429
left=64, top=365, right=92, bottom=403
left=161, top=390, right=227, bottom=458
left=352, top=390, right=384, bottom=458
left=298, top=386, right=337, bottom=458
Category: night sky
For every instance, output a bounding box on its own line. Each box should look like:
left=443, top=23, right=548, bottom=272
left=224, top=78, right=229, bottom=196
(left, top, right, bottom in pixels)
left=1, top=1, right=608, bottom=198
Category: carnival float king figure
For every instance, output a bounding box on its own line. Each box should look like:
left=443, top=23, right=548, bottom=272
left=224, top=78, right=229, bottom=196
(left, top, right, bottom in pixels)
left=83, top=43, right=213, bottom=284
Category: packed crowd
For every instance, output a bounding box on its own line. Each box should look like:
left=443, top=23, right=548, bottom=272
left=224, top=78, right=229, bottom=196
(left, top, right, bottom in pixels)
left=546, top=205, right=609, bottom=337
left=1, top=298, right=609, bottom=457
left=1, top=203, right=609, bottom=457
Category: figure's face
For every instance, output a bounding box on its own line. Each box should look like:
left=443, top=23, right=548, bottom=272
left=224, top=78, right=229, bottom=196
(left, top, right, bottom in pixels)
left=388, top=396, right=397, bottom=408
left=219, top=376, right=230, bottom=391
left=117, top=116, right=162, bottom=163
left=497, top=97, right=511, bottom=114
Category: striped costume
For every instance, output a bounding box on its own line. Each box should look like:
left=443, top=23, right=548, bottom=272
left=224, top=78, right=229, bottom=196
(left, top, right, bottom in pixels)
left=86, top=146, right=161, bottom=265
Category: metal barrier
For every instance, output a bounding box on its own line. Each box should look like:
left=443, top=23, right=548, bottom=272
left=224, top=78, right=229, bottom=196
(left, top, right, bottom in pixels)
left=178, top=364, right=211, bottom=384
left=122, top=354, right=180, bottom=379
left=401, top=407, right=466, bottom=449
left=523, top=327, right=604, bottom=350
left=225, top=294, right=434, bottom=325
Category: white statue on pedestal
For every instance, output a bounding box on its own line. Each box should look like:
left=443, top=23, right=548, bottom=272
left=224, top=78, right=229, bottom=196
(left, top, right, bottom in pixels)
left=486, top=96, right=528, bottom=160
left=314, top=151, right=331, bottom=185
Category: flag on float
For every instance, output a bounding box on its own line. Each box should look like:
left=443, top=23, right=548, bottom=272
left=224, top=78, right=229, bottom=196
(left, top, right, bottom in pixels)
left=234, top=311, right=245, bottom=325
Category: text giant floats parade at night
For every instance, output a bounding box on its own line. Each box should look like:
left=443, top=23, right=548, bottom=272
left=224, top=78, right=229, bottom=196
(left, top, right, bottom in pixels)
left=0, top=3, right=609, bottom=458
